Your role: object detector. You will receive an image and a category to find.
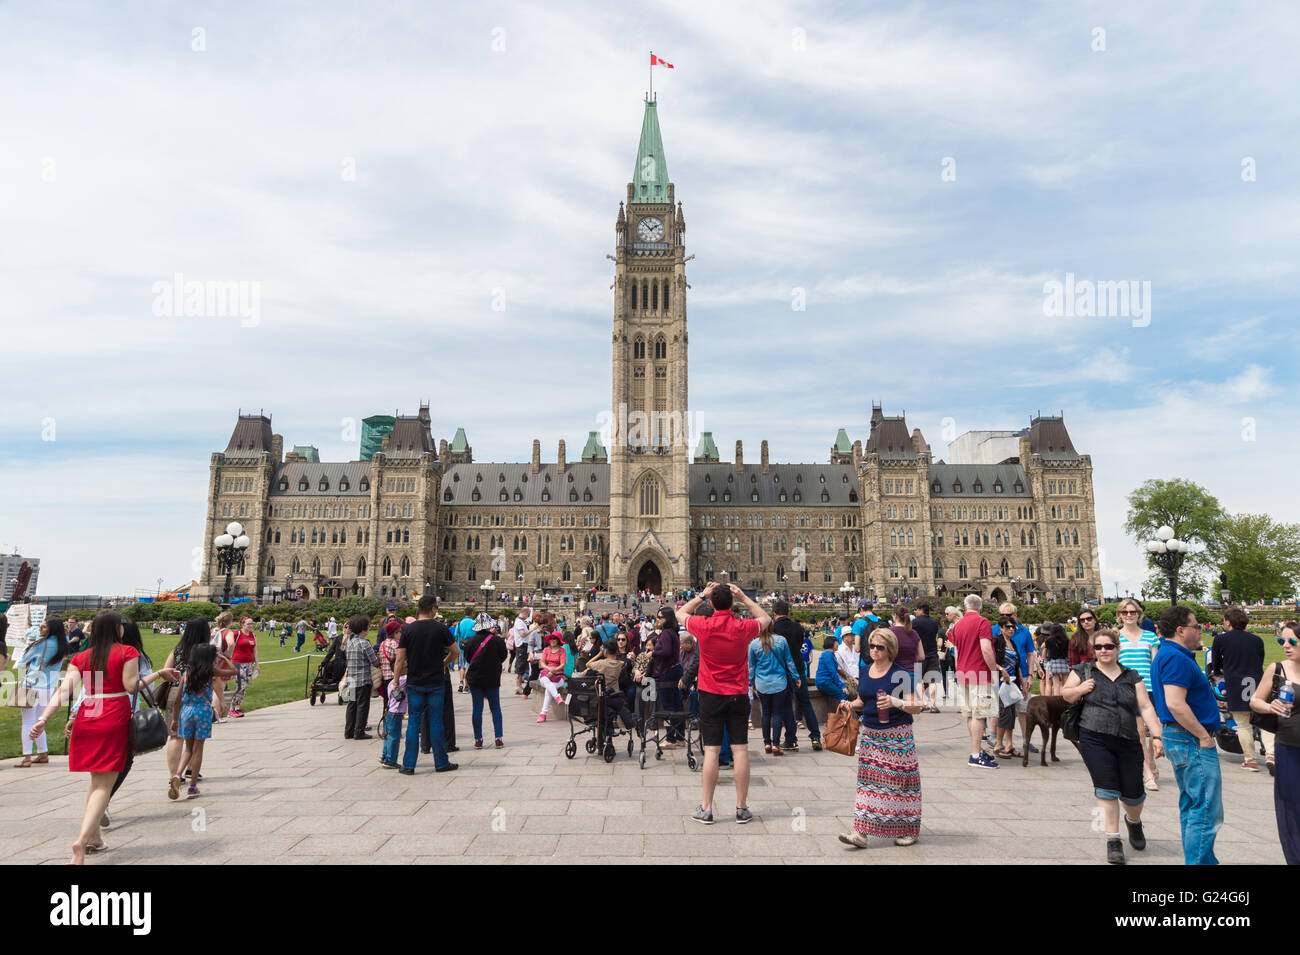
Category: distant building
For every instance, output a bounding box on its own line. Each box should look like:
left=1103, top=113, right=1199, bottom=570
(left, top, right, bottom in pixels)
left=195, top=97, right=1102, bottom=606
left=0, top=553, right=40, bottom=601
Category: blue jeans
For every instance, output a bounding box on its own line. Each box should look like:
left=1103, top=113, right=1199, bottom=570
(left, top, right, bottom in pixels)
left=758, top=687, right=794, bottom=746
left=404, top=684, right=449, bottom=770
left=1164, top=724, right=1223, bottom=865
left=785, top=680, right=821, bottom=745
left=470, top=685, right=503, bottom=742
left=295, top=633, right=305, bottom=652
left=382, top=712, right=403, bottom=765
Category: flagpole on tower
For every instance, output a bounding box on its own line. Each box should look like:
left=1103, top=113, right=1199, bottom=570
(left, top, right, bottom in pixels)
left=649, top=50, right=653, bottom=101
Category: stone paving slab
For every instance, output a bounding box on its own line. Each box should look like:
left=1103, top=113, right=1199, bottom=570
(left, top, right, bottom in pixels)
left=0, top=683, right=1287, bottom=864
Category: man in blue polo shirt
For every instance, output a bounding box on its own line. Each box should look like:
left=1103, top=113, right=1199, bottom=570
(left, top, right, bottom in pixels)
left=1150, top=604, right=1222, bottom=865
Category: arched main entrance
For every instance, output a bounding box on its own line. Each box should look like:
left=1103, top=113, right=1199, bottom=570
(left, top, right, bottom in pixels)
left=636, top=560, right=662, bottom=595
left=989, top=587, right=1007, bottom=604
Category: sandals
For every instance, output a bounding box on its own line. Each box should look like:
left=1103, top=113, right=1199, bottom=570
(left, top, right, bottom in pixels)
left=167, top=775, right=183, bottom=800
left=18, top=756, right=32, bottom=768
left=994, top=748, right=1023, bottom=759
left=85, top=842, right=108, bottom=854
left=34, top=754, right=49, bottom=764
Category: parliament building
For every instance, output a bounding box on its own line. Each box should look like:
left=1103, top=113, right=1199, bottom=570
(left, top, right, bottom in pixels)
left=198, top=98, right=1102, bottom=607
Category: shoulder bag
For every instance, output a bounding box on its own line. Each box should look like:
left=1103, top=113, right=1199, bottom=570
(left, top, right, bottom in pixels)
left=823, top=702, right=859, bottom=756
left=1061, top=662, right=1092, bottom=744
left=1252, top=665, right=1283, bottom=734
left=129, top=682, right=169, bottom=755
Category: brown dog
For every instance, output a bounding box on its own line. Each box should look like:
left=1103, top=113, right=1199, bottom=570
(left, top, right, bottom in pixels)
left=1022, top=695, right=1076, bottom=766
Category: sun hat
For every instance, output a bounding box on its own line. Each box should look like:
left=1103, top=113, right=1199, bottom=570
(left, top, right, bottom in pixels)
left=473, top=612, right=496, bottom=632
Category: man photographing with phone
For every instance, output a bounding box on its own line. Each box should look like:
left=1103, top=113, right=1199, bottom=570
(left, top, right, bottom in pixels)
left=679, top=582, right=771, bottom=826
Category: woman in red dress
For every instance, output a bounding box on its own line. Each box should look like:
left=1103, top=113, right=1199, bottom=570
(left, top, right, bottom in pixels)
left=30, top=611, right=176, bottom=865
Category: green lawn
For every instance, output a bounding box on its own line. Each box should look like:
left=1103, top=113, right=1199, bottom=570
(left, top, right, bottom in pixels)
left=0, top=628, right=383, bottom=761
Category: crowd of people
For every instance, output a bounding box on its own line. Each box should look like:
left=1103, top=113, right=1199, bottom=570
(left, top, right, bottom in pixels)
left=8, top=590, right=1298, bottom=866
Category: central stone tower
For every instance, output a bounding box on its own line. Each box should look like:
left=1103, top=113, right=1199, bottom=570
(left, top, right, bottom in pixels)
left=607, top=95, right=690, bottom=595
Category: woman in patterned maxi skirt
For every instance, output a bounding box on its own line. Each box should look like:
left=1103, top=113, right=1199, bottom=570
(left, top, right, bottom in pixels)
left=839, top=627, right=922, bottom=848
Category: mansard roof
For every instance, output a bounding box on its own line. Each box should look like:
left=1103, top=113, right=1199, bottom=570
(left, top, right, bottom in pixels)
left=270, top=462, right=373, bottom=496
left=225, top=414, right=272, bottom=454
left=1028, top=416, right=1079, bottom=460
left=689, top=464, right=859, bottom=507
left=927, top=463, right=1031, bottom=497
left=442, top=463, right=609, bottom=506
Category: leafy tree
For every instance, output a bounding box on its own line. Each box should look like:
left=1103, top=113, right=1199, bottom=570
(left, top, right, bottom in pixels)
left=1124, top=479, right=1225, bottom=605
left=1213, top=513, right=1300, bottom=602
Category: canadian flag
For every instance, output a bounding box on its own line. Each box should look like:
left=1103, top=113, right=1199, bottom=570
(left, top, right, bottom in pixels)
left=650, top=53, right=673, bottom=69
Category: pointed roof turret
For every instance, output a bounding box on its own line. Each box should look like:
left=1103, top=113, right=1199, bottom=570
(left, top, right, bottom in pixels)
left=450, top=427, right=469, bottom=453
left=631, top=97, right=669, bottom=204
left=834, top=428, right=852, bottom=453
left=581, top=431, right=608, bottom=463
left=693, top=431, right=719, bottom=463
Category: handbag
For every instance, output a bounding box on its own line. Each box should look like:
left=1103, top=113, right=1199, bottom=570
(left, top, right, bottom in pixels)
left=339, top=675, right=354, bottom=702
left=998, top=678, right=1024, bottom=707
left=823, top=702, right=858, bottom=756
left=129, top=683, right=168, bottom=755
left=1061, top=663, right=1092, bottom=744
left=1252, top=666, right=1283, bottom=734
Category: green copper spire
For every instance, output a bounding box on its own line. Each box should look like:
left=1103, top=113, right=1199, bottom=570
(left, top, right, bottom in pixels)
left=834, top=428, right=852, bottom=453
left=581, top=430, right=607, bottom=462
left=450, top=427, right=469, bottom=453
left=631, top=98, right=669, bottom=204
left=694, top=431, right=719, bottom=461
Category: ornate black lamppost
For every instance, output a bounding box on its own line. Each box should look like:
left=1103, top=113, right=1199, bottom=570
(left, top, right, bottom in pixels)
left=213, top=521, right=250, bottom=606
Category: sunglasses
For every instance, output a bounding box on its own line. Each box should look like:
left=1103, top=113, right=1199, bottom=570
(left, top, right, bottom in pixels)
left=1093, top=643, right=1117, bottom=651
left=1078, top=616, right=1095, bottom=623
left=868, top=644, right=888, bottom=651
left=1120, top=610, right=1140, bottom=616
left=1279, top=637, right=1298, bottom=647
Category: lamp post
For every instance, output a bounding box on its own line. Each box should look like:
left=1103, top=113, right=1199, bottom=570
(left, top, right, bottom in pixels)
left=517, top=572, right=524, bottom=604
left=213, top=521, right=250, bottom=607
left=480, top=578, right=495, bottom=611
left=1146, top=525, right=1190, bottom=606
left=839, top=581, right=856, bottom=616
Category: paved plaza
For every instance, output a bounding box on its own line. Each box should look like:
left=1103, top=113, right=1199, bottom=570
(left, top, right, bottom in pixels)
left=0, top=688, right=1284, bottom=865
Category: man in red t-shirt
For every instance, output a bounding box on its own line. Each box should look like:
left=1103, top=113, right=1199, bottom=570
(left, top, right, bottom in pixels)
left=949, top=594, right=1004, bottom=768
left=680, top=582, right=771, bottom=825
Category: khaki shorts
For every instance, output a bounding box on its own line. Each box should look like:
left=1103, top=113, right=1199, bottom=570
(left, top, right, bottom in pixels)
left=954, top=682, right=999, bottom=720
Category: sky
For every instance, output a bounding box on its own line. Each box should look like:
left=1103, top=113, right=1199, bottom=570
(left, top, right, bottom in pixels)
left=1, top=0, right=1297, bottom=597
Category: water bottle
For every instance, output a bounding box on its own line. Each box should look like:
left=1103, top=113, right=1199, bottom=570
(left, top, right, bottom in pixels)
left=1280, top=681, right=1295, bottom=717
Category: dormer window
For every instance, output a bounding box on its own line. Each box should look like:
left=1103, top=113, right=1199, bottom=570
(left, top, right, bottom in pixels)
left=773, top=474, right=780, bottom=483
left=499, top=488, right=508, bottom=502
left=339, top=478, right=349, bottom=492
left=722, top=489, right=731, bottom=502
left=993, top=480, right=1003, bottom=493
left=443, top=489, right=453, bottom=502
left=796, top=474, right=803, bottom=483
left=471, top=488, right=481, bottom=501
left=360, top=478, right=369, bottom=492
left=849, top=489, right=858, bottom=503
left=544, top=473, right=551, bottom=482
left=298, top=478, right=309, bottom=492
left=708, top=489, right=717, bottom=502
left=569, top=490, right=578, bottom=502
left=932, top=480, right=941, bottom=494
left=778, top=489, right=787, bottom=502
left=953, top=481, right=963, bottom=493
left=584, top=489, right=592, bottom=502
left=453, top=473, right=460, bottom=482
left=278, top=478, right=289, bottom=491
left=973, top=480, right=983, bottom=493
left=567, top=473, right=574, bottom=483
left=819, top=475, right=826, bottom=483
left=590, top=474, right=597, bottom=482
left=541, top=489, right=551, bottom=502
left=1014, top=480, right=1024, bottom=493
left=319, top=478, right=329, bottom=492
left=821, top=489, right=830, bottom=502
left=499, top=473, right=506, bottom=482
left=793, top=489, right=802, bottom=502
left=751, top=491, right=759, bottom=502
left=475, top=473, right=482, bottom=482
left=750, top=474, right=757, bottom=483
left=842, top=475, right=849, bottom=483
left=521, top=474, right=528, bottom=482
left=514, top=489, right=523, bottom=501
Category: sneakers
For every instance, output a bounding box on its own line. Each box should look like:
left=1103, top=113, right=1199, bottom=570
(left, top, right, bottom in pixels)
left=398, top=767, right=414, bottom=775
left=167, top=775, right=183, bottom=800
left=811, top=739, right=823, bottom=752
left=1107, top=838, right=1126, bottom=865
left=838, top=831, right=869, bottom=849
left=1242, top=759, right=1260, bottom=772
left=435, top=763, right=459, bottom=773
left=894, top=834, right=918, bottom=847
left=186, top=785, right=200, bottom=799
left=764, top=744, right=773, bottom=754
left=968, top=752, right=999, bottom=769
left=784, top=741, right=799, bottom=752
left=735, top=807, right=753, bottom=824
left=1268, top=755, right=1276, bottom=777
left=691, top=807, right=715, bottom=825
left=1125, top=816, right=1146, bottom=851
left=379, top=760, right=397, bottom=769
left=474, top=739, right=483, bottom=749
left=537, top=714, right=547, bottom=723
left=100, top=810, right=112, bottom=828
left=495, top=739, right=504, bottom=748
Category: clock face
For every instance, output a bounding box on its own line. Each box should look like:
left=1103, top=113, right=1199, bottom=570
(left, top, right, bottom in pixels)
left=636, top=217, right=665, bottom=242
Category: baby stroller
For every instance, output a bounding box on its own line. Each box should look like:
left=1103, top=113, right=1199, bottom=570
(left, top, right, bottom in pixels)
left=564, top=674, right=635, bottom=762
left=309, top=636, right=347, bottom=705
left=634, top=676, right=700, bottom=771
left=312, top=629, right=329, bottom=651
left=1212, top=679, right=1266, bottom=762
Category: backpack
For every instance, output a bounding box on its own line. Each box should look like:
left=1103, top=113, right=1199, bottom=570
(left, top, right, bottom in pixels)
left=1061, top=663, right=1093, bottom=744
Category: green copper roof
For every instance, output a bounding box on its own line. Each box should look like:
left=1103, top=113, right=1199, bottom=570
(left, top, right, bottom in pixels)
left=834, top=428, right=851, bottom=453
left=631, top=98, right=669, bottom=204
left=291, top=445, right=320, bottom=463
left=581, top=431, right=607, bottom=462
left=450, top=427, right=469, bottom=453
left=695, top=431, right=719, bottom=459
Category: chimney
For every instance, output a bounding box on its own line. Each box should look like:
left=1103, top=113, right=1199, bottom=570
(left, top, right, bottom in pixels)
left=557, top=439, right=566, bottom=473
left=760, top=440, right=769, bottom=474
left=735, top=440, right=744, bottom=474
left=852, top=440, right=863, bottom=470
left=271, top=433, right=284, bottom=464
left=438, top=438, right=449, bottom=471
left=531, top=439, right=541, bottom=474
left=911, top=428, right=930, bottom=454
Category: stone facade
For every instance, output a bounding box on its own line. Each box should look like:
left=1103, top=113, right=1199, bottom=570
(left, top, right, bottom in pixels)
left=197, top=98, right=1102, bottom=606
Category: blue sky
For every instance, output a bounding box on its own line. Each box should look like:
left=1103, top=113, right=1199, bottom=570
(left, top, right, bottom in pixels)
left=2, top=0, right=1297, bottom=596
